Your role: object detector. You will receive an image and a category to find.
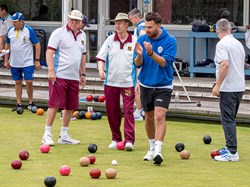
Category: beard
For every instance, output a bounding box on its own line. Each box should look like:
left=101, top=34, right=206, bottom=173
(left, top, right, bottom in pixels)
left=146, top=29, right=158, bottom=39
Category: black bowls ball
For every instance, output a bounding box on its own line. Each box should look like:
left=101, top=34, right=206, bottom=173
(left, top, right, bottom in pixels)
left=44, top=176, right=56, bottom=187
left=175, top=142, right=185, bottom=152
left=203, top=135, right=212, bottom=144
left=88, top=143, right=98, bottom=153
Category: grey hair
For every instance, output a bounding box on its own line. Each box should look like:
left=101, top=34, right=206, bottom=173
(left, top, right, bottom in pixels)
left=216, top=18, right=231, bottom=33
left=128, top=8, right=142, bottom=19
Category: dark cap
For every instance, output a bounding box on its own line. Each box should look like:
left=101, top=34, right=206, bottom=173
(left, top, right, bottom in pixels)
left=82, top=15, right=90, bottom=27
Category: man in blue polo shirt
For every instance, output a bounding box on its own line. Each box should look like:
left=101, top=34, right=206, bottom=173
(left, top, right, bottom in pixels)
left=4, top=12, right=41, bottom=111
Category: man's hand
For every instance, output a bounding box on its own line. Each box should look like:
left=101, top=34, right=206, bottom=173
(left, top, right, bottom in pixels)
left=35, top=61, right=41, bottom=70
left=143, top=41, right=152, bottom=55
left=135, top=42, right=143, bottom=56
left=99, top=69, right=106, bottom=80
left=48, top=71, right=56, bottom=82
left=80, top=76, right=86, bottom=89
left=212, top=84, right=220, bottom=97
left=4, top=61, right=10, bottom=69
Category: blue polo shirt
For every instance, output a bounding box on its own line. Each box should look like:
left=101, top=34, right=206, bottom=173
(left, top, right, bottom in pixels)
left=6, top=23, right=39, bottom=67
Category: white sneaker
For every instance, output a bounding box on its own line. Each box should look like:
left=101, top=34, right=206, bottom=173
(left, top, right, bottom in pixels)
left=143, top=149, right=155, bottom=161
left=58, top=135, right=80, bottom=144
left=218, top=147, right=228, bottom=154
left=134, top=115, right=143, bottom=121
left=125, top=142, right=134, bottom=151
left=42, top=134, right=54, bottom=146
left=71, top=116, right=76, bottom=120
left=214, top=152, right=239, bottom=162
left=108, top=141, right=117, bottom=149
left=134, top=109, right=143, bottom=121
left=153, top=152, right=163, bottom=165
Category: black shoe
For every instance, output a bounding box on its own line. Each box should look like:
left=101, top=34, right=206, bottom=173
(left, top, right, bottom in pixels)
left=153, top=154, right=163, bottom=165
left=12, top=104, right=22, bottom=112
left=28, top=102, right=36, bottom=110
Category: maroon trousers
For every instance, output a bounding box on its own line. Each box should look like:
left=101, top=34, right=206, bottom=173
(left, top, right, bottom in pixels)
left=104, top=85, right=135, bottom=144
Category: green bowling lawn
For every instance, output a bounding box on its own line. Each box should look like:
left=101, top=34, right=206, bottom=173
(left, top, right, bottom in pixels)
left=1, top=107, right=250, bottom=187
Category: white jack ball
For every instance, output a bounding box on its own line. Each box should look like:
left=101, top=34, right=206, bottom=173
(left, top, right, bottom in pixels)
left=111, top=160, right=117, bottom=166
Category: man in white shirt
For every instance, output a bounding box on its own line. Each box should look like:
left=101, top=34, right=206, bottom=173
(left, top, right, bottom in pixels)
left=41, top=10, right=87, bottom=146
left=4, top=12, right=41, bottom=111
left=60, top=14, right=90, bottom=121
left=213, top=18, right=245, bottom=162
left=96, top=13, right=137, bottom=151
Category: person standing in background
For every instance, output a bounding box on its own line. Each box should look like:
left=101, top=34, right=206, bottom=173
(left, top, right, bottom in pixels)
left=134, top=12, right=177, bottom=165
left=0, top=4, right=12, bottom=66
left=41, top=10, right=86, bottom=146
left=80, top=15, right=90, bottom=30
left=128, top=8, right=146, bottom=38
left=96, top=13, right=137, bottom=151
left=128, top=8, right=146, bottom=121
left=212, top=18, right=245, bottom=162
left=4, top=12, right=41, bottom=111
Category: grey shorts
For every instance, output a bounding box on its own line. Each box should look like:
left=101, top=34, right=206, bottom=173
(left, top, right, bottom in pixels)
left=140, top=86, right=172, bottom=112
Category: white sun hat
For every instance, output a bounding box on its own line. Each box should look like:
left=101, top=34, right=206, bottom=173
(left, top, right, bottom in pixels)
left=68, top=10, right=83, bottom=21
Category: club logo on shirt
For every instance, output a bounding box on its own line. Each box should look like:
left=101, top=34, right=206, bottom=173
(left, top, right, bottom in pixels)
left=81, top=40, right=84, bottom=46
left=125, top=89, right=131, bottom=96
left=127, top=46, right=132, bottom=51
left=23, top=37, right=27, bottom=42
left=158, top=46, right=163, bottom=53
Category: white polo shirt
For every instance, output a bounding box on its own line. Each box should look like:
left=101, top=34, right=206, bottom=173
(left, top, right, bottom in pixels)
left=6, top=24, right=39, bottom=67
left=96, top=32, right=137, bottom=87
left=214, top=34, right=245, bottom=92
left=47, top=25, right=86, bottom=81
left=0, top=13, right=12, bottom=36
